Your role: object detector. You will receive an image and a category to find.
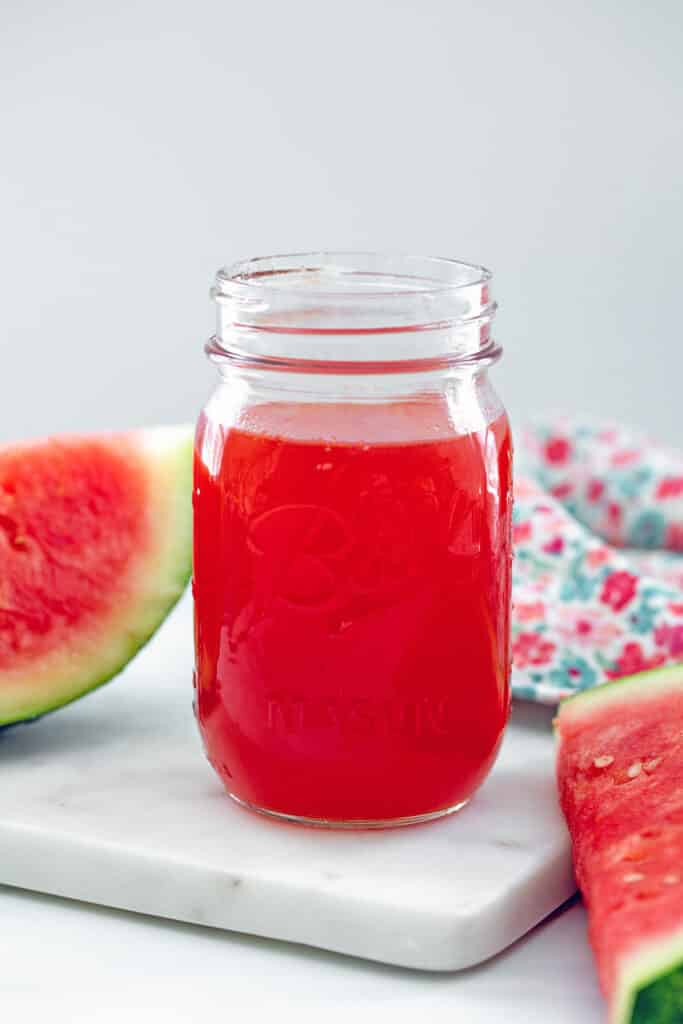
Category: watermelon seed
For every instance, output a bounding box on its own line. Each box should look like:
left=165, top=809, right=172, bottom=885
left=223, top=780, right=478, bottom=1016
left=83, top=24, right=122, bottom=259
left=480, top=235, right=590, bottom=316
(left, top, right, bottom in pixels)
left=623, top=872, right=645, bottom=883
left=663, top=874, right=680, bottom=885
left=643, top=757, right=662, bottom=773
left=627, top=762, right=642, bottom=779
left=593, top=755, right=614, bottom=768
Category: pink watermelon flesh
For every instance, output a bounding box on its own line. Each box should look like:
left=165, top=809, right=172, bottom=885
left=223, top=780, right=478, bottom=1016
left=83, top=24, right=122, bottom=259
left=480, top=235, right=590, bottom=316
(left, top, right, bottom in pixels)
left=0, top=426, right=192, bottom=724
left=556, top=664, right=683, bottom=1024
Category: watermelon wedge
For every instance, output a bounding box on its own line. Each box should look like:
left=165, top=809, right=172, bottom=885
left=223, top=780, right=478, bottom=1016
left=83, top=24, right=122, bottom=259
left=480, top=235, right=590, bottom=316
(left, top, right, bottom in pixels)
left=556, top=665, right=683, bottom=1024
left=0, top=426, right=192, bottom=725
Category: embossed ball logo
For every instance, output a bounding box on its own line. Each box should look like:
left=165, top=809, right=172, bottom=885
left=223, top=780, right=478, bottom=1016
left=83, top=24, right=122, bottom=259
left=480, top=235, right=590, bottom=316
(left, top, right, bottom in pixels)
left=246, top=491, right=435, bottom=610
left=247, top=504, right=352, bottom=608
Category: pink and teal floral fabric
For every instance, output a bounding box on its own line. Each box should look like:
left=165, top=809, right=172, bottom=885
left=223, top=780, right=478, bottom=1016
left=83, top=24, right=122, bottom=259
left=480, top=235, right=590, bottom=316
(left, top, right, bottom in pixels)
left=512, top=419, right=683, bottom=704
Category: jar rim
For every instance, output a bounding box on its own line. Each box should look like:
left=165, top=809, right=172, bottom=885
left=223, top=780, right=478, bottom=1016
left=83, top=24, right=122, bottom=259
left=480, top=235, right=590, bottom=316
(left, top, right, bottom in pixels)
left=214, top=251, right=492, bottom=303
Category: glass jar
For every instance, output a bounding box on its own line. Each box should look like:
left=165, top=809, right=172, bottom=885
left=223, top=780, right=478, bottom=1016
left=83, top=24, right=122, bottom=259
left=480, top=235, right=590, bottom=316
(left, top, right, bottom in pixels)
left=193, top=252, right=512, bottom=828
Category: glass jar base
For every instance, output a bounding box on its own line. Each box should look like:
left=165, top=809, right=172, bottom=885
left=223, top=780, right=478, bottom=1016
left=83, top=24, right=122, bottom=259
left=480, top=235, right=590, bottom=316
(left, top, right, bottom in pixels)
left=227, top=792, right=470, bottom=830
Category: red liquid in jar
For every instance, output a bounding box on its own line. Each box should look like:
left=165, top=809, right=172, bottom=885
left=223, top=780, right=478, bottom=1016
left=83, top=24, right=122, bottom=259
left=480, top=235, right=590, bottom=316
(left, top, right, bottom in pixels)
left=193, top=400, right=512, bottom=823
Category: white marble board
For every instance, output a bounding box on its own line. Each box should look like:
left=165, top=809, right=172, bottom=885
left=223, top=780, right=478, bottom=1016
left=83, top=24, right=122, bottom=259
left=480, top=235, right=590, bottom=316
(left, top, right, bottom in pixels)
left=0, top=594, right=575, bottom=971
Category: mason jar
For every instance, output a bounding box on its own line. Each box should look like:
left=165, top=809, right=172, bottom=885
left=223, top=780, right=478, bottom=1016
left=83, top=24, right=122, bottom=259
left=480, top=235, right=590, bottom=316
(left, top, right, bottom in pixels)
left=193, top=252, right=512, bottom=828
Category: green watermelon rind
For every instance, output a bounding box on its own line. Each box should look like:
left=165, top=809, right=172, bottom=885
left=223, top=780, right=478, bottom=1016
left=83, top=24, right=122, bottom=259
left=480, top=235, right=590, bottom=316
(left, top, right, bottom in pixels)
left=555, top=662, right=683, bottom=730
left=614, top=925, right=683, bottom=1024
left=556, top=663, right=683, bottom=1024
left=0, top=425, right=193, bottom=726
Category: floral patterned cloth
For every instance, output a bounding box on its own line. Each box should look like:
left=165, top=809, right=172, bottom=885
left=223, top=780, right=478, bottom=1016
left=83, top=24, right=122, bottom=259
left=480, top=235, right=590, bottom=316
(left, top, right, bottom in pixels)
left=512, top=419, right=683, bottom=704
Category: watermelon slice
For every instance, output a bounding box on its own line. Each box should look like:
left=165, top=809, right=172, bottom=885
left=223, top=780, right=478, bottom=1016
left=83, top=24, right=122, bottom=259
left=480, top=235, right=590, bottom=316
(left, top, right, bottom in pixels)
left=556, top=665, right=683, bottom=1024
left=0, top=426, right=192, bottom=725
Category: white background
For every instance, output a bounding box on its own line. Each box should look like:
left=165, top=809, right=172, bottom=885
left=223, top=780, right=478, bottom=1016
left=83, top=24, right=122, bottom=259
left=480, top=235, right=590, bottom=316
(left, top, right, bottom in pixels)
left=1, top=0, right=681, bottom=443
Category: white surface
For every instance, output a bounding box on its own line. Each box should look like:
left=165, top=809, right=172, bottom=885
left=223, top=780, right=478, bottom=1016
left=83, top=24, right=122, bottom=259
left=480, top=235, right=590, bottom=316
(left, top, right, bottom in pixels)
left=0, top=887, right=603, bottom=1024
left=0, top=1, right=681, bottom=444
left=0, top=595, right=574, bottom=972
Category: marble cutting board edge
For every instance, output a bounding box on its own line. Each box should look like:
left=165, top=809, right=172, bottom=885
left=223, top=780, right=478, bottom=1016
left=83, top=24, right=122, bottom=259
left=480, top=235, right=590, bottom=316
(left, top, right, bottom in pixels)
left=0, top=595, right=576, bottom=971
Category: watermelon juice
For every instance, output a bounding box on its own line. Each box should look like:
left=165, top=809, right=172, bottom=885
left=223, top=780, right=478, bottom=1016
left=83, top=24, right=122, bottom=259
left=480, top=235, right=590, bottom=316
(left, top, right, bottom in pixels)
left=193, top=398, right=512, bottom=824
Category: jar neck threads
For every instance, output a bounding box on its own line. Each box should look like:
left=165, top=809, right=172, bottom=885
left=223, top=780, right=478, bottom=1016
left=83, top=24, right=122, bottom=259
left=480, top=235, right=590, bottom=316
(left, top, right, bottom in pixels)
left=209, top=252, right=498, bottom=374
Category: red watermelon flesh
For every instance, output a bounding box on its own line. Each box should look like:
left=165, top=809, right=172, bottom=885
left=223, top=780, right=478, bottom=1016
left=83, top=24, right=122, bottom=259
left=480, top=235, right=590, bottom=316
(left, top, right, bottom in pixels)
left=0, top=426, right=192, bottom=724
left=556, top=665, right=683, bottom=1024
